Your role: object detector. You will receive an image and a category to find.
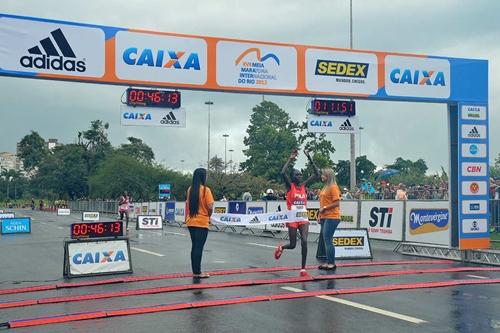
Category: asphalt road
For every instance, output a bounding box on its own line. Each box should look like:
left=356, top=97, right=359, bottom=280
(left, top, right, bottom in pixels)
left=0, top=209, right=499, bottom=333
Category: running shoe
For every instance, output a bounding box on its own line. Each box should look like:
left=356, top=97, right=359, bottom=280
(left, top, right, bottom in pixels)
left=299, top=269, right=311, bottom=277
left=274, top=244, right=283, bottom=259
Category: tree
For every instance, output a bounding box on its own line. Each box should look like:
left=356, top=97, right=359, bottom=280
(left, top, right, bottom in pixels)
left=33, top=144, right=88, bottom=199
left=491, top=153, right=500, bottom=179
left=241, top=101, right=299, bottom=181
left=17, top=131, right=48, bottom=174
left=77, top=120, right=113, bottom=174
left=209, top=155, right=224, bottom=174
left=335, top=160, right=350, bottom=188
left=90, top=153, right=191, bottom=201
left=116, top=137, right=155, bottom=165
left=386, top=157, right=428, bottom=175
left=298, top=121, right=336, bottom=181
left=356, top=155, right=376, bottom=182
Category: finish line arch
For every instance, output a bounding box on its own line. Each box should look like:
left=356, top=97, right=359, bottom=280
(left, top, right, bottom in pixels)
left=0, top=13, right=490, bottom=249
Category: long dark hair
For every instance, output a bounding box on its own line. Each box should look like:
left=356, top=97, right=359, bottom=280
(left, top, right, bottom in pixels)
left=188, top=168, right=207, bottom=218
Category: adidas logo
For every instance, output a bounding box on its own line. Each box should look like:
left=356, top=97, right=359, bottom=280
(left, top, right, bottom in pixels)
left=248, top=216, right=261, bottom=224
left=467, top=127, right=480, bottom=138
left=339, top=118, right=354, bottom=131
left=19, top=28, right=86, bottom=73
left=160, top=112, right=180, bottom=125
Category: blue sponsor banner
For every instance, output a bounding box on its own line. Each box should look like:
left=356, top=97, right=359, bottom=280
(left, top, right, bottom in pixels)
left=159, top=184, right=171, bottom=200
left=247, top=206, right=264, bottom=214
left=409, top=209, right=449, bottom=235
left=165, top=201, right=176, bottom=221
left=1, top=217, right=31, bottom=234
left=228, top=201, right=246, bottom=214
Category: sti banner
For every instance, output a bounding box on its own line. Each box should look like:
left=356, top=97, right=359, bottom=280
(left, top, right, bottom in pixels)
left=137, top=215, right=163, bottom=230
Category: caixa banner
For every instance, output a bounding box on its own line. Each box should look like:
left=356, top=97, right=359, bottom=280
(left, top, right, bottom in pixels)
left=63, top=237, right=132, bottom=278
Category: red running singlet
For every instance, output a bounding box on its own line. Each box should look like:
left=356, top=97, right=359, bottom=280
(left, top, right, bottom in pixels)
left=286, top=183, right=308, bottom=228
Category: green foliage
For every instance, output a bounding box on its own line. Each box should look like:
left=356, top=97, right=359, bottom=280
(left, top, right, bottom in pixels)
left=34, top=144, right=88, bottom=199
left=90, top=153, right=191, bottom=201
left=116, top=137, right=155, bottom=165
left=386, top=157, right=428, bottom=175
left=241, top=101, right=299, bottom=181
left=209, top=155, right=224, bottom=174
left=17, top=131, right=48, bottom=174
left=77, top=120, right=113, bottom=174
left=491, top=153, right=500, bottom=179
left=207, top=171, right=283, bottom=201
left=334, top=156, right=376, bottom=188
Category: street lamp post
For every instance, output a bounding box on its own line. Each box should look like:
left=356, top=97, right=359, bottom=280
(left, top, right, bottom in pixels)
left=222, top=134, right=229, bottom=174
left=349, top=0, right=356, bottom=191
left=205, top=101, right=214, bottom=171
left=228, top=149, right=234, bottom=173
left=359, top=126, right=364, bottom=156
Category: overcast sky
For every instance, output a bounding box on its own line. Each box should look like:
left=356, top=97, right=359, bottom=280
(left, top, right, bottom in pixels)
left=0, top=0, right=498, bottom=174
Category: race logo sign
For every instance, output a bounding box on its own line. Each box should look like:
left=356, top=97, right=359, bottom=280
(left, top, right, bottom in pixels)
left=82, top=211, right=100, bottom=221
left=137, top=215, right=163, bottom=230
left=66, top=239, right=132, bottom=277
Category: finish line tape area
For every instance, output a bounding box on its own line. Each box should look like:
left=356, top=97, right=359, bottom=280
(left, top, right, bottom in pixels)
left=0, top=266, right=499, bottom=310
left=3, top=278, right=500, bottom=329
left=0, top=259, right=454, bottom=296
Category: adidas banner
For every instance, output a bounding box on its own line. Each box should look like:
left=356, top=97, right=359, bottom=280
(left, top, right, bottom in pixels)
left=211, top=208, right=308, bottom=226
left=120, top=105, right=186, bottom=127
left=307, top=114, right=359, bottom=134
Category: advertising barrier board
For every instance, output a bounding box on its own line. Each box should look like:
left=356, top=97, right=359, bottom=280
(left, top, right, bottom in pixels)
left=1, top=217, right=31, bottom=234
left=332, top=228, right=372, bottom=259
left=136, top=215, right=163, bottom=230
left=63, top=237, right=132, bottom=278
left=82, top=211, right=100, bottom=221
left=405, top=201, right=450, bottom=246
left=57, top=208, right=71, bottom=216
left=360, top=201, right=404, bottom=241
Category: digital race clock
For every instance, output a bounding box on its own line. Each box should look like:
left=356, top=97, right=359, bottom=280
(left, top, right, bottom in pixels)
left=70, top=221, right=123, bottom=239
left=311, top=99, right=356, bottom=117
left=126, top=88, right=181, bottom=109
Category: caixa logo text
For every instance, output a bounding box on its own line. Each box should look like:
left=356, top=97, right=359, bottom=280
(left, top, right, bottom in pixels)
left=390, top=69, right=446, bottom=86
left=409, top=209, right=449, bottom=235
left=72, top=250, right=126, bottom=265
left=123, top=112, right=152, bottom=120
left=123, top=48, right=200, bottom=70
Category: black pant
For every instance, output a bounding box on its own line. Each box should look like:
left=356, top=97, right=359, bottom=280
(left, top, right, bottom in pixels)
left=188, top=227, right=208, bottom=274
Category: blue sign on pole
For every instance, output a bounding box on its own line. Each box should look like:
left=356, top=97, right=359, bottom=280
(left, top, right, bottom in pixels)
left=159, top=184, right=171, bottom=200
left=1, top=217, right=31, bottom=234
left=165, top=201, right=176, bottom=222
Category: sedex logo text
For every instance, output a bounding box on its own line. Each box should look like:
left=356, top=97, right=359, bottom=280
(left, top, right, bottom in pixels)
left=20, top=28, right=86, bottom=72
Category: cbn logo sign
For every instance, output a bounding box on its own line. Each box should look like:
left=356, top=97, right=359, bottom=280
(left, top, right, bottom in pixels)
left=0, top=18, right=105, bottom=77
left=385, top=55, right=450, bottom=99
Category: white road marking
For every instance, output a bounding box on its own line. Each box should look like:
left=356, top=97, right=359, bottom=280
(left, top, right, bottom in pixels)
left=165, top=231, right=186, bottom=236
left=247, top=242, right=276, bottom=249
left=466, top=274, right=488, bottom=279
left=57, top=226, right=64, bottom=229
left=130, top=247, right=165, bottom=257
left=281, top=286, right=427, bottom=324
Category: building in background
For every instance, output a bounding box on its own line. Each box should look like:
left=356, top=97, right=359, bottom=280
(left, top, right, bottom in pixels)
left=46, top=138, right=59, bottom=150
left=0, top=152, right=19, bottom=172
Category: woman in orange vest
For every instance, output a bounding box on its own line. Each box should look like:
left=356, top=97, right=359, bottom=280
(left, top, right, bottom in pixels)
left=185, top=168, right=214, bottom=278
left=318, top=168, right=341, bottom=270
